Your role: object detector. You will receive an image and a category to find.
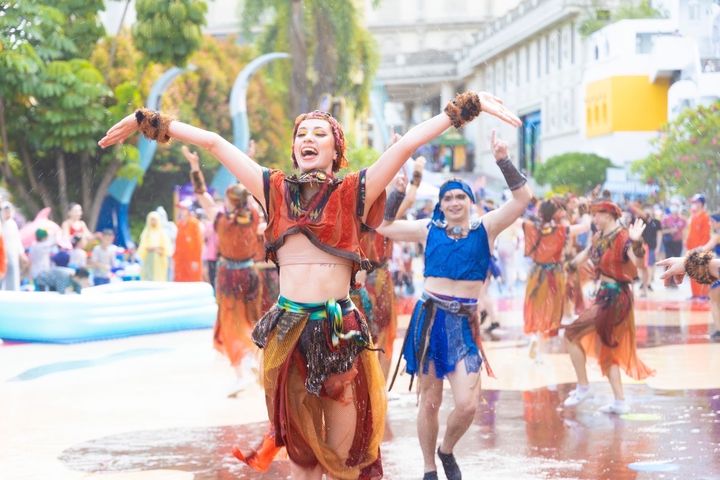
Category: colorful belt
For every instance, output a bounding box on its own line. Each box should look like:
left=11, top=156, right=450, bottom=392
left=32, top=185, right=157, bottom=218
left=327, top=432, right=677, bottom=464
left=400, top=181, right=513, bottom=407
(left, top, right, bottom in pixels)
left=218, top=257, right=254, bottom=269
left=277, top=295, right=364, bottom=348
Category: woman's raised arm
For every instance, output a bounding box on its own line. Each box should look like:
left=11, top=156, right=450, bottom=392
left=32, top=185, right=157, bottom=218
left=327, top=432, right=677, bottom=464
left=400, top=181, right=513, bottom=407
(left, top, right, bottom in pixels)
left=98, top=111, right=264, bottom=203
left=363, top=92, right=522, bottom=216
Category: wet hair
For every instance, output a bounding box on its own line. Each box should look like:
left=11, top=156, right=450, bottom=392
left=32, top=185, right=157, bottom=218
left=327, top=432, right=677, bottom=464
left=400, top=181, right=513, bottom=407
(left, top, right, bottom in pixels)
left=102, top=228, right=115, bottom=237
left=539, top=200, right=558, bottom=223
left=67, top=202, right=81, bottom=214
left=291, top=111, right=347, bottom=172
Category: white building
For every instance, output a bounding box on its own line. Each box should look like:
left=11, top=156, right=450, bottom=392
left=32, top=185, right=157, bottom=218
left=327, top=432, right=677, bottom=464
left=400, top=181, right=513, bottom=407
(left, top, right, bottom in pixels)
left=369, top=0, right=720, bottom=195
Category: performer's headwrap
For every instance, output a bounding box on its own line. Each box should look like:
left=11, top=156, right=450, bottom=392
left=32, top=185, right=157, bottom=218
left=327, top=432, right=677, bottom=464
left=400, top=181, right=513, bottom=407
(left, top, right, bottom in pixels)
left=291, top=110, right=347, bottom=172
left=432, top=178, right=476, bottom=222
left=590, top=200, right=622, bottom=219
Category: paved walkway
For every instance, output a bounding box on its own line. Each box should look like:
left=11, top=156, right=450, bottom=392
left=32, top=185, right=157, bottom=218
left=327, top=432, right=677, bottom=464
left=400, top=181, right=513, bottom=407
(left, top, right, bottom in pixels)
left=1, top=280, right=718, bottom=479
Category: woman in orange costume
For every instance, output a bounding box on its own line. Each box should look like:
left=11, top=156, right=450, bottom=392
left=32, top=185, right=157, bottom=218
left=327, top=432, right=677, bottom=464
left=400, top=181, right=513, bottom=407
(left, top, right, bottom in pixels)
left=99, top=89, right=520, bottom=479
left=173, top=199, right=204, bottom=282
left=563, top=201, right=654, bottom=415
left=523, top=199, right=589, bottom=360
left=182, top=146, right=263, bottom=394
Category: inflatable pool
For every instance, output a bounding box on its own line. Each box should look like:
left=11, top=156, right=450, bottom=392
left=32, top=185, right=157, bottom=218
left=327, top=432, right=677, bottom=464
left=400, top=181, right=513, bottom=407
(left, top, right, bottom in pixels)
left=0, top=281, right=217, bottom=343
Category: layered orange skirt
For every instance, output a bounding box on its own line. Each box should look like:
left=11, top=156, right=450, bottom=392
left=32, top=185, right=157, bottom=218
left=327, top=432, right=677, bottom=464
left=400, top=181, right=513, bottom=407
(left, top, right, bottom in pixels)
left=213, top=262, right=262, bottom=366
left=237, top=304, right=386, bottom=479
left=365, top=266, right=397, bottom=360
left=524, top=263, right=566, bottom=338
left=565, top=281, right=654, bottom=380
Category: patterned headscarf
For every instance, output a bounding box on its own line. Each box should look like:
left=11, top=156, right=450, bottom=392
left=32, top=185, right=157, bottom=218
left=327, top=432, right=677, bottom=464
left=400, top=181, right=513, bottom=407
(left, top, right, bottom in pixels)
left=291, top=110, right=347, bottom=172
left=432, top=178, right=476, bottom=222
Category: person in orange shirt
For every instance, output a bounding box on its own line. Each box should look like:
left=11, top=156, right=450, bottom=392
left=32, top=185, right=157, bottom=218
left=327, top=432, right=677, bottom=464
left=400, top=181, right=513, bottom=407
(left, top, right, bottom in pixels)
left=0, top=225, right=7, bottom=282
left=173, top=198, right=204, bottom=282
left=686, top=194, right=711, bottom=300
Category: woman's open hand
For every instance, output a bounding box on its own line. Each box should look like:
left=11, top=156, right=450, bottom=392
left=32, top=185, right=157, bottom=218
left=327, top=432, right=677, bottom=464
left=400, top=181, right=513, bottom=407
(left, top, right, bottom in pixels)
left=98, top=113, right=139, bottom=148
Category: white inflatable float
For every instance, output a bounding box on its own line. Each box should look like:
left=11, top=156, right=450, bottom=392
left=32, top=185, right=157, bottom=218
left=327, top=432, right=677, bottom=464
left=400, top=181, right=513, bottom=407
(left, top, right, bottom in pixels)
left=0, top=281, right=217, bottom=343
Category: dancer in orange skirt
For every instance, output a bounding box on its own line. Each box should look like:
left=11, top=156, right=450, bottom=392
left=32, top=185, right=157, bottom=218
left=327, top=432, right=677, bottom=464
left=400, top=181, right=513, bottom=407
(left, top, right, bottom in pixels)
left=523, top=199, right=589, bottom=361
left=182, top=146, right=263, bottom=395
left=563, top=200, right=654, bottom=414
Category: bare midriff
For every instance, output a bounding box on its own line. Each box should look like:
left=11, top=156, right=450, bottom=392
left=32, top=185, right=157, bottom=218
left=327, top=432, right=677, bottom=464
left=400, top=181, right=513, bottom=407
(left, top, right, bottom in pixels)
left=277, top=233, right=353, bottom=302
left=424, top=276, right=484, bottom=300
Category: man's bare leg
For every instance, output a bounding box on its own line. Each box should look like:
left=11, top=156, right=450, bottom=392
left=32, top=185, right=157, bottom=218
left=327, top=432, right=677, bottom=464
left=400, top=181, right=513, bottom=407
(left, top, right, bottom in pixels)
left=441, top=360, right=481, bottom=454
left=417, top=363, right=444, bottom=474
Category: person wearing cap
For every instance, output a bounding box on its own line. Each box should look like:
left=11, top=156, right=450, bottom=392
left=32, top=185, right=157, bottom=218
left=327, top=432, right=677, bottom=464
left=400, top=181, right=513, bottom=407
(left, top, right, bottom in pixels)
left=378, top=130, right=532, bottom=480
left=28, top=228, right=55, bottom=283
left=563, top=200, right=654, bottom=415
left=686, top=194, right=712, bottom=300
left=173, top=197, right=204, bottom=282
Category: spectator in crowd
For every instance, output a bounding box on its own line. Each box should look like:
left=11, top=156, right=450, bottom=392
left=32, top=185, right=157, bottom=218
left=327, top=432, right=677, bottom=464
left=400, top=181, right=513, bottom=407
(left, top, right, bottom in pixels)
left=137, top=211, right=171, bottom=282
left=686, top=194, right=711, bottom=300
left=28, top=228, right=55, bottom=283
left=90, top=229, right=117, bottom=286
left=69, top=236, right=88, bottom=270
left=1, top=201, right=25, bottom=291
left=661, top=204, right=686, bottom=287
left=35, top=267, right=90, bottom=294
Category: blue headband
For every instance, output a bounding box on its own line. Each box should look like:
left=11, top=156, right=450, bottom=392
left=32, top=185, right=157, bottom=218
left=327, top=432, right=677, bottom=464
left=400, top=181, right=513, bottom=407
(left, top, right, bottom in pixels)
left=432, top=179, right=476, bottom=222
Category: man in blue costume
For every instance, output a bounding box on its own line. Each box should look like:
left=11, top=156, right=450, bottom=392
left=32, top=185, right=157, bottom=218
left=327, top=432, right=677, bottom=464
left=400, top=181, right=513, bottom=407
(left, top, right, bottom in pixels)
left=378, top=130, right=532, bottom=480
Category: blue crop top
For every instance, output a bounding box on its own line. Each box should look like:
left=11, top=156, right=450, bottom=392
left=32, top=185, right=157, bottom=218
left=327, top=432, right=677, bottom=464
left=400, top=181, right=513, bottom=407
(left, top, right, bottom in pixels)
left=424, top=220, right=491, bottom=281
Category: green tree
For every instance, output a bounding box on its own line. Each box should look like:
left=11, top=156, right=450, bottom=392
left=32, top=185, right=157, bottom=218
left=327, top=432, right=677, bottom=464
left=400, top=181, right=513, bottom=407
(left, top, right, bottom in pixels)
left=133, top=0, right=207, bottom=66
left=240, top=0, right=379, bottom=116
left=632, top=101, right=720, bottom=209
left=534, top=152, right=613, bottom=195
left=580, top=0, right=666, bottom=36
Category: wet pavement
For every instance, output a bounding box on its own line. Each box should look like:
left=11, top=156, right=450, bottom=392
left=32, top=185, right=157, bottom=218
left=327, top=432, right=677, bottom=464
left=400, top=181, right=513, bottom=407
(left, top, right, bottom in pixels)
left=1, top=281, right=719, bottom=479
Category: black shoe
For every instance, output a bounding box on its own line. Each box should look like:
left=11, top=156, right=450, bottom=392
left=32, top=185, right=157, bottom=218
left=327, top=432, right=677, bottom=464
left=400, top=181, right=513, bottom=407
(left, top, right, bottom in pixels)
left=437, top=447, right=461, bottom=480
left=711, top=331, right=720, bottom=342
left=423, top=472, right=439, bottom=480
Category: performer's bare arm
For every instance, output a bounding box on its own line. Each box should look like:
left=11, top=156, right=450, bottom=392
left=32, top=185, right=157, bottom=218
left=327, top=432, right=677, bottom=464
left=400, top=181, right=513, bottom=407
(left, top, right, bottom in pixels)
left=568, top=213, right=592, bottom=237
left=99, top=116, right=264, bottom=202
left=569, top=245, right=591, bottom=269
left=364, top=93, right=521, bottom=218
left=377, top=218, right=430, bottom=244
left=480, top=129, right=533, bottom=243
left=700, top=233, right=720, bottom=252
left=181, top=146, right=220, bottom=220
left=659, top=256, right=720, bottom=280
left=625, top=218, right=647, bottom=264
left=396, top=157, right=426, bottom=219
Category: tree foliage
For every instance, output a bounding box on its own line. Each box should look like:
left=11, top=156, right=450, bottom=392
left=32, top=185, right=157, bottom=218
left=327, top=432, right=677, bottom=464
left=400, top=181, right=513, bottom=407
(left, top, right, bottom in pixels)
left=580, top=0, right=666, bottom=37
left=534, top=152, right=613, bottom=195
left=632, top=101, right=720, bottom=209
left=132, top=0, right=207, bottom=66
left=241, top=0, right=379, bottom=116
